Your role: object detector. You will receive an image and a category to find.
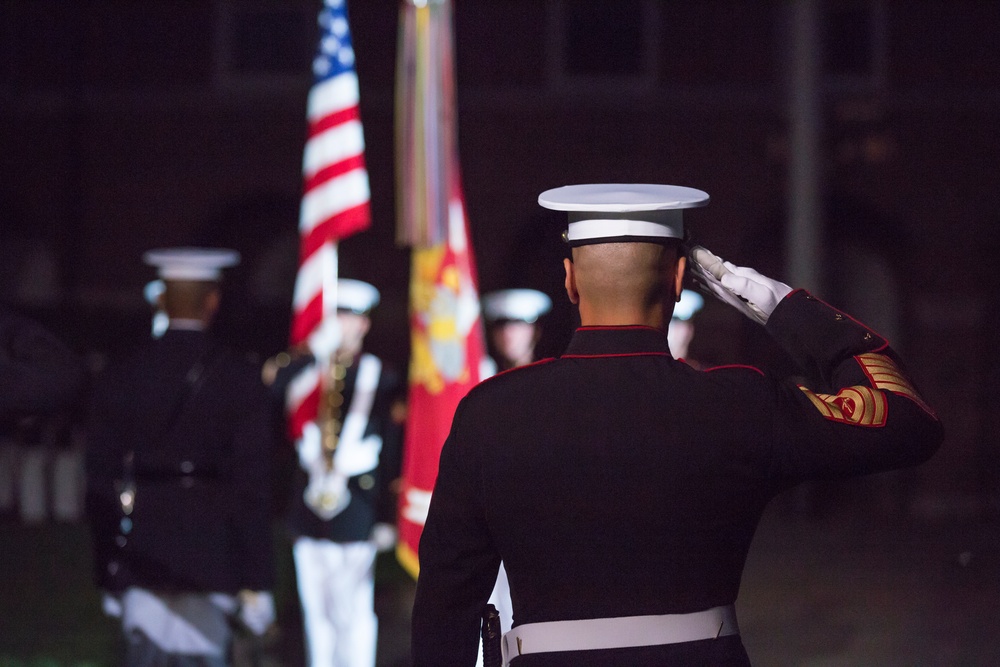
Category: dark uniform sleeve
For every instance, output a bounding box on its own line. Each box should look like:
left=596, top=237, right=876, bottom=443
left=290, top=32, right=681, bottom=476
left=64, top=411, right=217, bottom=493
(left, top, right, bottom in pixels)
left=411, top=399, right=501, bottom=667
left=0, top=308, right=85, bottom=416
left=763, top=290, right=943, bottom=484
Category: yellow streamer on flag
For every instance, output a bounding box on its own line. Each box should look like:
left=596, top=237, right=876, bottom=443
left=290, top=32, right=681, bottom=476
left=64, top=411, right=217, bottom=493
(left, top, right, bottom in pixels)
left=394, top=0, right=487, bottom=579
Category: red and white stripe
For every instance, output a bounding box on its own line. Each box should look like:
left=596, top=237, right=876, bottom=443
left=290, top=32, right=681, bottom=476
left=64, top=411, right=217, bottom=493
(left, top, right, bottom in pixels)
left=288, top=68, right=371, bottom=440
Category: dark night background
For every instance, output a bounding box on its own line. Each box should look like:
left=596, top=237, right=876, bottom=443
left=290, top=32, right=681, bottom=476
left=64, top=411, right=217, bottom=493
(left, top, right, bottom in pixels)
left=2, top=1, right=1000, bottom=664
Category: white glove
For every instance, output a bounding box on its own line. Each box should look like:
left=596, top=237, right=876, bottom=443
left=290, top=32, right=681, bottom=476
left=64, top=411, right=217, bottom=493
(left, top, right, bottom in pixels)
left=306, top=317, right=342, bottom=362
left=334, top=432, right=382, bottom=477
left=689, top=246, right=793, bottom=325
left=101, top=591, right=123, bottom=618
left=297, top=421, right=323, bottom=472
left=237, top=590, right=275, bottom=637
left=370, top=522, right=398, bottom=553
left=299, top=422, right=352, bottom=520
left=303, top=467, right=352, bottom=520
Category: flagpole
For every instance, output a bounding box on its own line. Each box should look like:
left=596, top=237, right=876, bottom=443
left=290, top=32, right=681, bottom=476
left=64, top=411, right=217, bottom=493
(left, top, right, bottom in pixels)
left=394, top=0, right=488, bottom=579
left=320, top=239, right=340, bottom=363
left=287, top=0, right=372, bottom=472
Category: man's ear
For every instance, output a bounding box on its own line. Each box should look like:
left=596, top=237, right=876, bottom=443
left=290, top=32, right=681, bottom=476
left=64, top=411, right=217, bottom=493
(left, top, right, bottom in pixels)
left=205, top=288, right=221, bottom=318
left=563, top=257, right=579, bottom=305
left=674, top=255, right=686, bottom=302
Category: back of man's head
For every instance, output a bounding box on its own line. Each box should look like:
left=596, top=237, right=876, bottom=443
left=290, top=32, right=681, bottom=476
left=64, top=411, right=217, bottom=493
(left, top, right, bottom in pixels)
left=568, top=240, right=684, bottom=328
left=162, top=280, right=220, bottom=323
left=142, top=247, right=239, bottom=326
left=573, top=241, right=680, bottom=307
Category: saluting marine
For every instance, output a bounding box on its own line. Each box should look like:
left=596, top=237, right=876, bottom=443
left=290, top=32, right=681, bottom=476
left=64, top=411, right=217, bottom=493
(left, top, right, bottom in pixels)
left=411, top=184, right=943, bottom=666
left=85, top=248, right=276, bottom=666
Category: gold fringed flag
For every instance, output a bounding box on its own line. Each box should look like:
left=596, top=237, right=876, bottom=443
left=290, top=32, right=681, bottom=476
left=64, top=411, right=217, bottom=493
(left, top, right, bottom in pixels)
left=394, top=0, right=487, bottom=578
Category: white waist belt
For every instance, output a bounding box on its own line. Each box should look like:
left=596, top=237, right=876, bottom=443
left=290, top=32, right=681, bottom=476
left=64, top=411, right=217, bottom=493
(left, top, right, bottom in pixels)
left=501, top=604, right=738, bottom=665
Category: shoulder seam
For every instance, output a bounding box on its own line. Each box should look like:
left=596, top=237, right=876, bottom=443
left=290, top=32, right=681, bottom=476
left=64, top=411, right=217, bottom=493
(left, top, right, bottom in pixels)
left=478, top=357, right=557, bottom=385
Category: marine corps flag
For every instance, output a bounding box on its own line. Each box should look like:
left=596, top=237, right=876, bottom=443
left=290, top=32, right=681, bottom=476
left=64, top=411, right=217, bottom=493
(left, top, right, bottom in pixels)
left=394, top=0, right=487, bottom=578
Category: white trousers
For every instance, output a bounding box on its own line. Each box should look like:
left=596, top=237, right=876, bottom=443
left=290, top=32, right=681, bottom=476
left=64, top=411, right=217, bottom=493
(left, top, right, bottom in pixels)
left=293, top=537, right=378, bottom=667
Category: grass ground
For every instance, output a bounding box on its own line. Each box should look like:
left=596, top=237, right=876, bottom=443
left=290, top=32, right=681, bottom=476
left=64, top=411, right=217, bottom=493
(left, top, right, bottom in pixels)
left=0, top=520, right=413, bottom=666
left=4, top=498, right=999, bottom=666
left=0, top=522, right=120, bottom=666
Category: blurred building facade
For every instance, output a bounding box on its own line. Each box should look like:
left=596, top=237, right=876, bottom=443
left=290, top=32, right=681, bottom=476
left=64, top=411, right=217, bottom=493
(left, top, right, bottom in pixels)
left=2, top=0, right=998, bottom=517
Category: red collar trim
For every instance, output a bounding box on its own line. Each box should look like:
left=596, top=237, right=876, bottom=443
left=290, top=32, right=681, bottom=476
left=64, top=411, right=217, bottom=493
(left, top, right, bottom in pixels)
left=562, top=352, right=671, bottom=359
left=576, top=325, right=664, bottom=332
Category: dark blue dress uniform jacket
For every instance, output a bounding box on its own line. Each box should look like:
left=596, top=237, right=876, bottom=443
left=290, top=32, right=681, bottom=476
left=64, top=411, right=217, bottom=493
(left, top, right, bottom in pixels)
left=85, top=329, right=276, bottom=594
left=285, top=357, right=404, bottom=543
left=411, top=290, right=943, bottom=666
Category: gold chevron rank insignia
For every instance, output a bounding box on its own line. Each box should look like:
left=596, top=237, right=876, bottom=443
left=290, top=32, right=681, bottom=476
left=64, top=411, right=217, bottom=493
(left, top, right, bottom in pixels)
left=798, top=384, right=888, bottom=427
left=798, top=353, right=936, bottom=425
left=856, top=352, right=936, bottom=416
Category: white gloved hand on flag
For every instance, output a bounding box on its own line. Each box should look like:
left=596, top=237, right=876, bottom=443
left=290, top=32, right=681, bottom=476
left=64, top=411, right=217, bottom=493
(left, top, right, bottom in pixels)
left=689, top=246, right=793, bottom=325
left=307, top=317, right=342, bottom=363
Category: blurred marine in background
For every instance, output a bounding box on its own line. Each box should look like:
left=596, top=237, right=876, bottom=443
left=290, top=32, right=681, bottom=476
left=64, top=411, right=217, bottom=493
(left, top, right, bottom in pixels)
left=264, top=278, right=405, bottom=667
left=85, top=248, right=277, bottom=666
left=667, top=288, right=704, bottom=366
left=481, top=289, right=552, bottom=375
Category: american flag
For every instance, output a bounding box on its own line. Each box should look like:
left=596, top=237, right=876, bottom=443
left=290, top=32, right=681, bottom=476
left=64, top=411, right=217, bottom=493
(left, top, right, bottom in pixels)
left=288, top=0, right=371, bottom=440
